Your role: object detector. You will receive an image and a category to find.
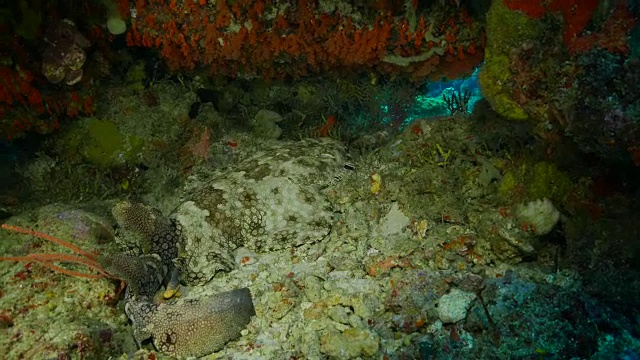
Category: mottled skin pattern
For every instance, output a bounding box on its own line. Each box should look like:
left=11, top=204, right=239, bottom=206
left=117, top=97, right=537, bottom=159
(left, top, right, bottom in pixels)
left=111, top=201, right=179, bottom=265
left=105, top=138, right=345, bottom=357
left=108, top=202, right=256, bottom=358
left=149, top=288, right=255, bottom=357
left=173, top=138, right=346, bottom=284
left=101, top=253, right=168, bottom=343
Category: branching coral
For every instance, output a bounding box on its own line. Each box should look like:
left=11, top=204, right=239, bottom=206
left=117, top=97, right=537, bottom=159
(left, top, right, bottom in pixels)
left=480, top=0, right=638, bottom=153
left=0, top=223, right=114, bottom=279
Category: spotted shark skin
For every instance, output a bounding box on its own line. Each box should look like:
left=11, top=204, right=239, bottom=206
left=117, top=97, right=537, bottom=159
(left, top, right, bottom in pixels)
left=106, top=138, right=346, bottom=357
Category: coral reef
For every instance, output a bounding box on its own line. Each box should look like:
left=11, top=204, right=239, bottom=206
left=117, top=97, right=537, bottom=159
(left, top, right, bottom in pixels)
left=0, top=65, right=95, bottom=139
left=497, top=161, right=573, bottom=206
left=478, top=0, right=539, bottom=120
left=479, top=0, right=640, bottom=165
left=1, top=1, right=640, bottom=359
left=1, top=0, right=106, bottom=140
left=2, top=112, right=640, bottom=359
left=1, top=0, right=486, bottom=139
left=124, top=0, right=484, bottom=80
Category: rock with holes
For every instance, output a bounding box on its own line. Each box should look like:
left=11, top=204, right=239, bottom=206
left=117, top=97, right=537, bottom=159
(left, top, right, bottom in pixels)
left=172, top=138, right=347, bottom=285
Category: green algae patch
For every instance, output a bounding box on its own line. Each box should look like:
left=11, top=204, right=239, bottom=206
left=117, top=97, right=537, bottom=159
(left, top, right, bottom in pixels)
left=125, top=61, right=147, bottom=90
left=479, top=0, right=540, bottom=120
left=61, top=118, right=145, bottom=169
left=498, top=161, right=572, bottom=205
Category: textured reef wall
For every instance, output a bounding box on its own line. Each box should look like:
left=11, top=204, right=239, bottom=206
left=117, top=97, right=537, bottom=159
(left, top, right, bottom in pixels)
left=1, top=0, right=485, bottom=140
left=121, top=0, right=484, bottom=80
left=2, top=115, right=640, bottom=359
left=3, top=1, right=640, bottom=359
left=479, top=0, right=640, bottom=164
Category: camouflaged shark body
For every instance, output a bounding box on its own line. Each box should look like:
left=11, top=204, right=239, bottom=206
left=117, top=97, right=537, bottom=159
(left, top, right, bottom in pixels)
left=172, top=137, right=347, bottom=284
left=107, top=138, right=346, bottom=357
left=108, top=196, right=258, bottom=358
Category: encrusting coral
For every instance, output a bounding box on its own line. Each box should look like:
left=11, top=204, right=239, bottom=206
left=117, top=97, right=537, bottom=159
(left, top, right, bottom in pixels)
left=123, top=0, right=484, bottom=80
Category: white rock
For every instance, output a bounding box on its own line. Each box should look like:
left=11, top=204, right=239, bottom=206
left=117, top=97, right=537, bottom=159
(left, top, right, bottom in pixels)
left=437, top=288, right=477, bottom=324
left=515, top=198, right=560, bottom=235
left=377, top=202, right=410, bottom=237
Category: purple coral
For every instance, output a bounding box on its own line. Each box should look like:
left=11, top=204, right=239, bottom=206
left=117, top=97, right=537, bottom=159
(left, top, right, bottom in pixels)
left=41, top=19, right=90, bottom=85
